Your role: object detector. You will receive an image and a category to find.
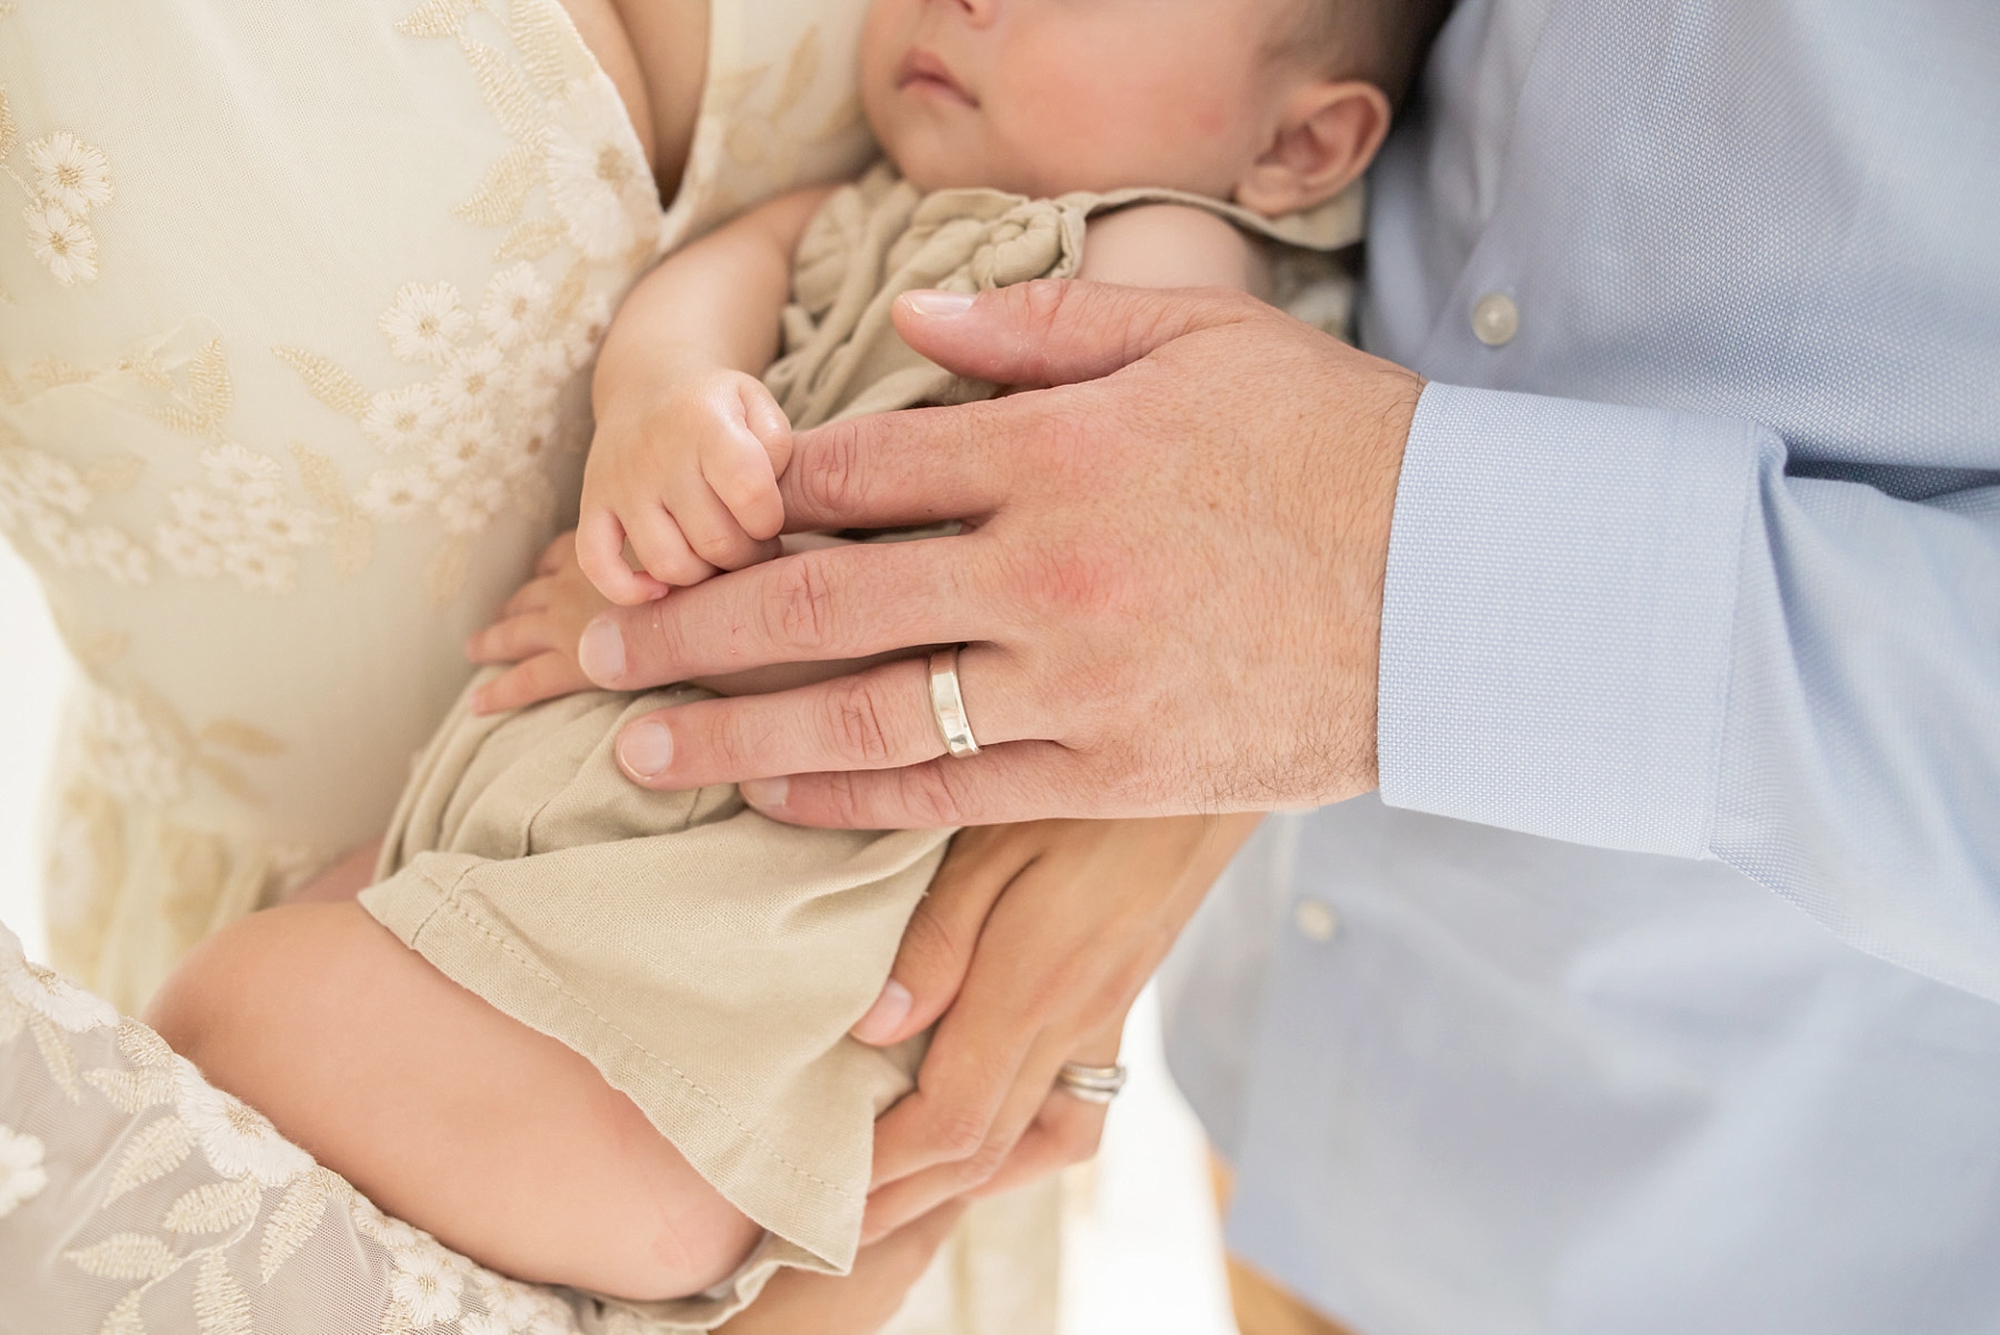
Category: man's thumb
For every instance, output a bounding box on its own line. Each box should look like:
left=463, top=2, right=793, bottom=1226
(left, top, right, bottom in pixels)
left=890, top=280, right=1255, bottom=389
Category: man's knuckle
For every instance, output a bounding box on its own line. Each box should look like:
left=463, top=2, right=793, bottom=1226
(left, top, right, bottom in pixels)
left=768, top=555, right=836, bottom=651
left=797, top=424, right=865, bottom=516
left=824, top=677, right=896, bottom=766
left=898, top=765, right=967, bottom=827
left=934, top=1109, right=990, bottom=1160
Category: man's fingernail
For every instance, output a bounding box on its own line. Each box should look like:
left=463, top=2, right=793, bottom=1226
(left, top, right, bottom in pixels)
left=901, top=289, right=976, bottom=318
left=852, top=980, right=914, bottom=1045
left=740, top=776, right=789, bottom=811
left=618, top=720, right=674, bottom=778
left=577, top=617, right=624, bottom=683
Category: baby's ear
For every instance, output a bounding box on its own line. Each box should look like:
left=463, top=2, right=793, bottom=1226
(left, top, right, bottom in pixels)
left=1235, top=80, right=1392, bottom=217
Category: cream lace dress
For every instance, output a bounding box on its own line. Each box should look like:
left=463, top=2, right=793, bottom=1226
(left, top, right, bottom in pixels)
left=0, top=2, right=1055, bottom=1331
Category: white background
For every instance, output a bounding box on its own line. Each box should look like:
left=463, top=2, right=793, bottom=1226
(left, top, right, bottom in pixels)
left=0, top=539, right=1236, bottom=1334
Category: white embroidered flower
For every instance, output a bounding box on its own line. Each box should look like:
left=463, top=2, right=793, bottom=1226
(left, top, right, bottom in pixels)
left=480, top=263, right=552, bottom=349
left=80, top=688, right=189, bottom=804
left=155, top=522, right=225, bottom=578
left=471, top=1273, right=574, bottom=1335
left=559, top=294, right=614, bottom=370
left=29, top=131, right=115, bottom=216
left=379, top=282, right=470, bottom=366
left=222, top=538, right=298, bottom=594
left=22, top=198, right=98, bottom=285
left=200, top=443, right=284, bottom=502
left=84, top=526, right=153, bottom=585
left=168, top=486, right=243, bottom=542
left=438, top=473, right=507, bottom=536
left=435, top=343, right=506, bottom=421
left=26, top=508, right=92, bottom=569
left=520, top=337, right=575, bottom=392
left=361, top=382, right=445, bottom=454
left=389, top=1250, right=465, bottom=1327
left=18, top=449, right=91, bottom=516
left=545, top=121, right=638, bottom=262
left=0, top=1126, right=48, bottom=1219
left=240, top=494, right=324, bottom=550
left=357, top=465, right=441, bottom=522
left=6, top=957, right=118, bottom=1033
left=173, top=1059, right=311, bottom=1186
left=422, top=413, right=500, bottom=484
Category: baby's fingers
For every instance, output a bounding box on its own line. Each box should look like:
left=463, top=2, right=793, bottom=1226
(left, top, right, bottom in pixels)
left=465, top=610, right=551, bottom=665
left=470, top=653, right=594, bottom=715
left=577, top=510, right=671, bottom=606
left=702, top=391, right=790, bottom=542
left=623, top=504, right=721, bottom=588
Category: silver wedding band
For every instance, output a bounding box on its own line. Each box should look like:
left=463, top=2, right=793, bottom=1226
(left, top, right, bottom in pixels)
left=928, top=646, right=981, bottom=758
left=1055, top=1061, right=1128, bottom=1105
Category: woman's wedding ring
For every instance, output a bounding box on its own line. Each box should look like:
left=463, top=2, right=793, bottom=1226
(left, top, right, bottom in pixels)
left=928, top=646, right=981, bottom=758
left=1055, top=1061, right=1128, bottom=1105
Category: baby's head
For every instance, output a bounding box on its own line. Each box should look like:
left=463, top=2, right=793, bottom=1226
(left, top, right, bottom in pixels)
left=861, top=0, right=1452, bottom=217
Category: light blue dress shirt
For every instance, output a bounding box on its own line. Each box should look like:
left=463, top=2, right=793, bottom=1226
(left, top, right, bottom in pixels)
left=1161, top=2, right=2000, bottom=1332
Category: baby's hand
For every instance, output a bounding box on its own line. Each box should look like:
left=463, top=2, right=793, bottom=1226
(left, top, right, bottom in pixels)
left=464, top=532, right=617, bottom=714
left=576, top=368, right=794, bottom=604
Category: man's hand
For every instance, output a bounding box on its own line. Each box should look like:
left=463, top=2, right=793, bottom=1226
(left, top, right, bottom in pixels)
left=580, top=280, right=1421, bottom=826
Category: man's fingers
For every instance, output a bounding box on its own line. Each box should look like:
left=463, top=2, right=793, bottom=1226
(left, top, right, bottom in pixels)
left=586, top=538, right=983, bottom=692
left=852, top=828, right=1031, bottom=1047
left=969, top=1089, right=1107, bottom=1201
left=776, top=399, right=1013, bottom=531
left=891, top=280, right=1263, bottom=391
left=613, top=645, right=1029, bottom=790
left=740, top=742, right=1121, bottom=831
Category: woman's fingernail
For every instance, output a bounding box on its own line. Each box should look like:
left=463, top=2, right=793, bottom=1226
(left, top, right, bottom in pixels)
left=852, top=980, right=914, bottom=1044
left=577, top=617, right=624, bottom=683
left=901, top=289, right=976, bottom=318
left=740, top=776, right=789, bottom=811
left=619, top=720, right=674, bottom=778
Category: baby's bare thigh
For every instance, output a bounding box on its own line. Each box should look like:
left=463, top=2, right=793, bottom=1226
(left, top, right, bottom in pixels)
left=146, top=902, right=758, bottom=1300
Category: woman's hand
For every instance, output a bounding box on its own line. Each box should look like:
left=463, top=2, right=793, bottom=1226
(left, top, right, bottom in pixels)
left=853, top=813, right=1262, bottom=1242
left=717, top=1202, right=968, bottom=1335
left=464, top=531, right=616, bottom=714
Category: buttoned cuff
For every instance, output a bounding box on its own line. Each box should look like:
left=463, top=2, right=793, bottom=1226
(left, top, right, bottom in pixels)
left=1377, top=382, right=1778, bottom=857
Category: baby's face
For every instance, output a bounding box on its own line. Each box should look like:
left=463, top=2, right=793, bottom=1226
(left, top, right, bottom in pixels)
left=861, top=0, right=1307, bottom=200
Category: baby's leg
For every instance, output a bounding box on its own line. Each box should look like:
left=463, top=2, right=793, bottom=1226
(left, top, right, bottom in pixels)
left=145, top=902, right=761, bottom=1301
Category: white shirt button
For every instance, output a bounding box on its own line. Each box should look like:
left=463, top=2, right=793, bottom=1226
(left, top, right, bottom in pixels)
left=1293, top=898, right=1340, bottom=943
left=1471, top=292, right=1520, bottom=346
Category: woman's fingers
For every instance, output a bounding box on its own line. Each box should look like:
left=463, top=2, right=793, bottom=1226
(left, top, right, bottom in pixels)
left=718, top=1200, right=967, bottom=1335
left=851, top=827, right=1035, bottom=1046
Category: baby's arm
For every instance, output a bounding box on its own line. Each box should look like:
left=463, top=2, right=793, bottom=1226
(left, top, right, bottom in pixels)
left=145, top=899, right=761, bottom=1303
left=1077, top=202, right=1275, bottom=297
left=579, top=187, right=833, bottom=603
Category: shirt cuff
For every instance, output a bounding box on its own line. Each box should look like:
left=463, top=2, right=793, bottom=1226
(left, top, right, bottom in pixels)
left=1377, top=382, right=1776, bottom=857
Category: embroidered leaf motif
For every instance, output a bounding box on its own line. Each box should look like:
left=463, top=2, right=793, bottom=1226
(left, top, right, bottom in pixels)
left=494, top=217, right=564, bottom=263
left=187, top=338, right=233, bottom=426
left=98, top=1288, right=146, bottom=1335
left=394, top=0, right=479, bottom=38
left=105, top=1115, right=194, bottom=1203
left=548, top=257, right=587, bottom=323
left=193, top=755, right=255, bottom=803
left=117, top=1017, right=175, bottom=1068
left=147, top=405, right=213, bottom=439
left=427, top=535, right=471, bottom=605
left=29, top=1014, right=79, bottom=1100
left=82, top=455, right=147, bottom=494
left=508, top=0, right=571, bottom=99
left=271, top=346, right=370, bottom=419
left=707, top=66, right=769, bottom=115
left=453, top=143, right=540, bottom=227
left=814, top=93, right=865, bottom=145
left=775, top=26, right=822, bottom=120
left=193, top=1252, right=252, bottom=1335
left=0, top=86, right=16, bottom=161
left=199, top=720, right=285, bottom=756
left=291, top=445, right=373, bottom=577
left=64, top=1233, right=178, bottom=1281
left=459, top=36, right=546, bottom=144
left=164, top=1178, right=261, bottom=1234
left=85, top=1065, right=176, bottom=1114
left=260, top=1167, right=334, bottom=1281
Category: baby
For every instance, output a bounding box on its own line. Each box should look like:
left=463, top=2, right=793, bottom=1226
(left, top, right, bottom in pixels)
left=146, top=0, right=1438, bottom=1323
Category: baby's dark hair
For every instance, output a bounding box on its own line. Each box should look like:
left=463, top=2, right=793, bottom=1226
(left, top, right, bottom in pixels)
left=1275, top=0, right=1457, bottom=107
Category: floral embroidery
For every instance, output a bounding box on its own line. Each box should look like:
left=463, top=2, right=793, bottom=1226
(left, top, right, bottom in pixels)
left=0, top=1124, right=48, bottom=1218
left=1, top=45, right=117, bottom=287
left=0, top=437, right=154, bottom=585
